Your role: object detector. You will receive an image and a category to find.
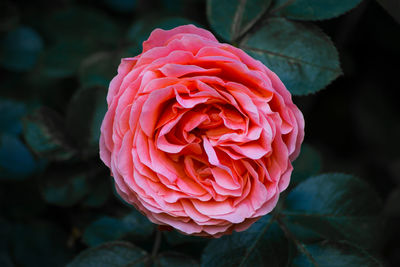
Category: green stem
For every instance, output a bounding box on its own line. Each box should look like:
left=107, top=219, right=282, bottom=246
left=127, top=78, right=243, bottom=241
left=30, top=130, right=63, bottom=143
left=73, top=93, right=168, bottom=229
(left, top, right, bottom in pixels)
left=151, top=229, right=162, bottom=258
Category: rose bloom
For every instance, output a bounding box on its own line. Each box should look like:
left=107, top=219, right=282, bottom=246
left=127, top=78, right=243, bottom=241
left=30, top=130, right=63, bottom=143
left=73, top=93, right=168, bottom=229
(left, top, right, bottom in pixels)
left=100, top=25, right=304, bottom=237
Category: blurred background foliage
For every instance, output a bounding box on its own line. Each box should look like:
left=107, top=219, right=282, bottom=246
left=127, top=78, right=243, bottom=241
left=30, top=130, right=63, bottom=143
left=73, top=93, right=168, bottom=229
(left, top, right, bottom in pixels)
left=0, top=0, right=399, bottom=266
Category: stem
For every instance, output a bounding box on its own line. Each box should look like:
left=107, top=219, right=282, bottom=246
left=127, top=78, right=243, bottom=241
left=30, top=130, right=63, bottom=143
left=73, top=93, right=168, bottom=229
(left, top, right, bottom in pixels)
left=151, top=229, right=162, bottom=258
left=277, top=217, right=319, bottom=267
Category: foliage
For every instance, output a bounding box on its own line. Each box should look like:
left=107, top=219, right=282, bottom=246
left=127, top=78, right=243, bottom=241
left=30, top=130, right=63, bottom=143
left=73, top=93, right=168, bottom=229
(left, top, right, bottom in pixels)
left=0, top=0, right=397, bottom=266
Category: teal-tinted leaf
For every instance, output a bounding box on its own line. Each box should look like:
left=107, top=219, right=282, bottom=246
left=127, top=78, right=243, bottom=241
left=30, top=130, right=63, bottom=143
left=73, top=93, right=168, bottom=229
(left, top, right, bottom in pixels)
left=273, top=0, right=362, bottom=21
left=43, top=40, right=93, bottom=78
left=377, top=0, right=400, bottom=24
left=283, top=174, right=383, bottom=250
left=122, top=209, right=156, bottom=240
left=23, top=107, right=75, bottom=161
left=41, top=171, right=90, bottom=207
left=66, top=86, right=107, bottom=157
left=155, top=252, right=199, bottom=267
left=0, top=99, right=26, bottom=135
left=83, top=217, right=128, bottom=247
left=164, top=230, right=207, bottom=246
left=201, top=216, right=289, bottom=267
left=0, top=26, right=43, bottom=72
left=79, top=52, right=119, bottom=88
left=291, top=241, right=383, bottom=267
left=291, top=144, right=322, bottom=185
left=82, top=175, right=111, bottom=208
left=67, top=241, right=148, bottom=267
left=0, top=134, right=36, bottom=180
left=11, top=221, right=72, bottom=267
left=241, top=18, right=341, bottom=95
left=83, top=209, right=155, bottom=246
left=207, top=0, right=272, bottom=42
left=42, top=7, right=120, bottom=49
left=104, top=0, right=137, bottom=13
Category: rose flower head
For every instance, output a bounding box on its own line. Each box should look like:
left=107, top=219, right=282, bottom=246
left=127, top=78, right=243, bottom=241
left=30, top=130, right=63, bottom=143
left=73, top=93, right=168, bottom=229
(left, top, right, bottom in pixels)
left=100, top=25, right=304, bottom=237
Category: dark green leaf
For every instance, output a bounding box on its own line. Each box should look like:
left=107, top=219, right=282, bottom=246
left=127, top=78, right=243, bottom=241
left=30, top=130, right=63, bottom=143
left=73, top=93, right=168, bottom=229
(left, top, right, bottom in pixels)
left=0, top=99, right=26, bottom=135
left=42, top=40, right=93, bottom=79
left=41, top=172, right=90, bottom=207
left=164, top=230, right=207, bottom=246
left=201, top=216, right=289, bottom=267
left=155, top=252, right=199, bottom=267
left=291, top=241, right=383, bottom=267
left=83, top=217, right=128, bottom=247
left=377, top=0, right=400, bottom=24
left=66, top=86, right=107, bottom=157
left=241, top=18, right=341, bottom=95
left=11, top=221, right=72, bottom=267
left=67, top=241, right=149, bottom=267
left=82, top=175, right=111, bottom=208
left=79, top=52, right=119, bottom=88
left=207, top=0, right=272, bottom=42
left=273, top=0, right=362, bottom=21
left=104, top=0, right=137, bottom=13
left=283, top=174, right=384, bottom=249
left=291, top=144, right=322, bottom=185
left=0, top=134, right=37, bottom=180
left=0, top=26, right=43, bottom=72
left=23, top=107, right=76, bottom=161
left=83, top=209, right=155, bottom=246
left=42, top=7, right=120, bottom=48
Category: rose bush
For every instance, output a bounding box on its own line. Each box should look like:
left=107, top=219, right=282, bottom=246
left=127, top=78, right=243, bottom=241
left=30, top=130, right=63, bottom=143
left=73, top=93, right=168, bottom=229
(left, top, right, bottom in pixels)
left=100, top=25, right=304, bottom=237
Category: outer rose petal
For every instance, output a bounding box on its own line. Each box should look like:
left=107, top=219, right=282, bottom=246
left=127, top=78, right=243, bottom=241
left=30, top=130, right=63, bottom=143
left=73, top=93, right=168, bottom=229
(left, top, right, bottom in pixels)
left=99, top=24, right=305, bottom=237
left=143, top=24, right=218, bottom=53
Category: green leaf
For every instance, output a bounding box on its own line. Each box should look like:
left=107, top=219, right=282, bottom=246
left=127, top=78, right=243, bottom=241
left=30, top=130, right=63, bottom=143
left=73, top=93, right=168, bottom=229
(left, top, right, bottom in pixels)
left=240, top=18, right=341, bottom=95
left=83, top=209, right=155, bottom=247
left=83, top=217, right=128, bottom=247
left=155, top=252, right=199, bottom=267
left=11, top=221, right=72, bottom=267
left=42, top=40, right=93, bottom=79
left=207, top=0, right=272, bottom=42
left=283, top=174, right=384, bottom=250
left=42, top=7, right=120, bottom=49
left=0, top=134, right=37, bottom=180
left=201, top=216, right=290, bottom=267
left=291, top=144, right=322, bottom=185
left=41, top=171, right=90, bottom=207
left=377, top=0, right=400, bottom=24
left=291, top=241, right=383, bottom=267
left=273, top=0, right=362, bottom=21
left=103, top=0, right=137, bottom=13
left=67, top=241, right=149, bottom=267
left=79, top=52, right=120, bottom=89
left=164, top=230, right=207, bottom=246
left=66, top=86, right=107, bottom=157
left=0, top=26, right=43, bottom=72
left=82, top=175, right=111, bottom=208
left=23, top=107, right=76, bottom=161
left=0, top=99, right=26, bottom=135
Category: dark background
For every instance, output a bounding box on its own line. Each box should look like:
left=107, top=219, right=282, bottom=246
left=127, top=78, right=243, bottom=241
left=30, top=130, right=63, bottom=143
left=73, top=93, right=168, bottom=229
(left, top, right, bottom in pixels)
left=1, top=0, right=399, bottom=266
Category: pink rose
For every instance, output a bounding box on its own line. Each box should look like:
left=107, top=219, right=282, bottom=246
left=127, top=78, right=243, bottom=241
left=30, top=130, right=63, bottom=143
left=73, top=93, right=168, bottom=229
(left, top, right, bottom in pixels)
left=100, top=25, right=304, bottom=237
